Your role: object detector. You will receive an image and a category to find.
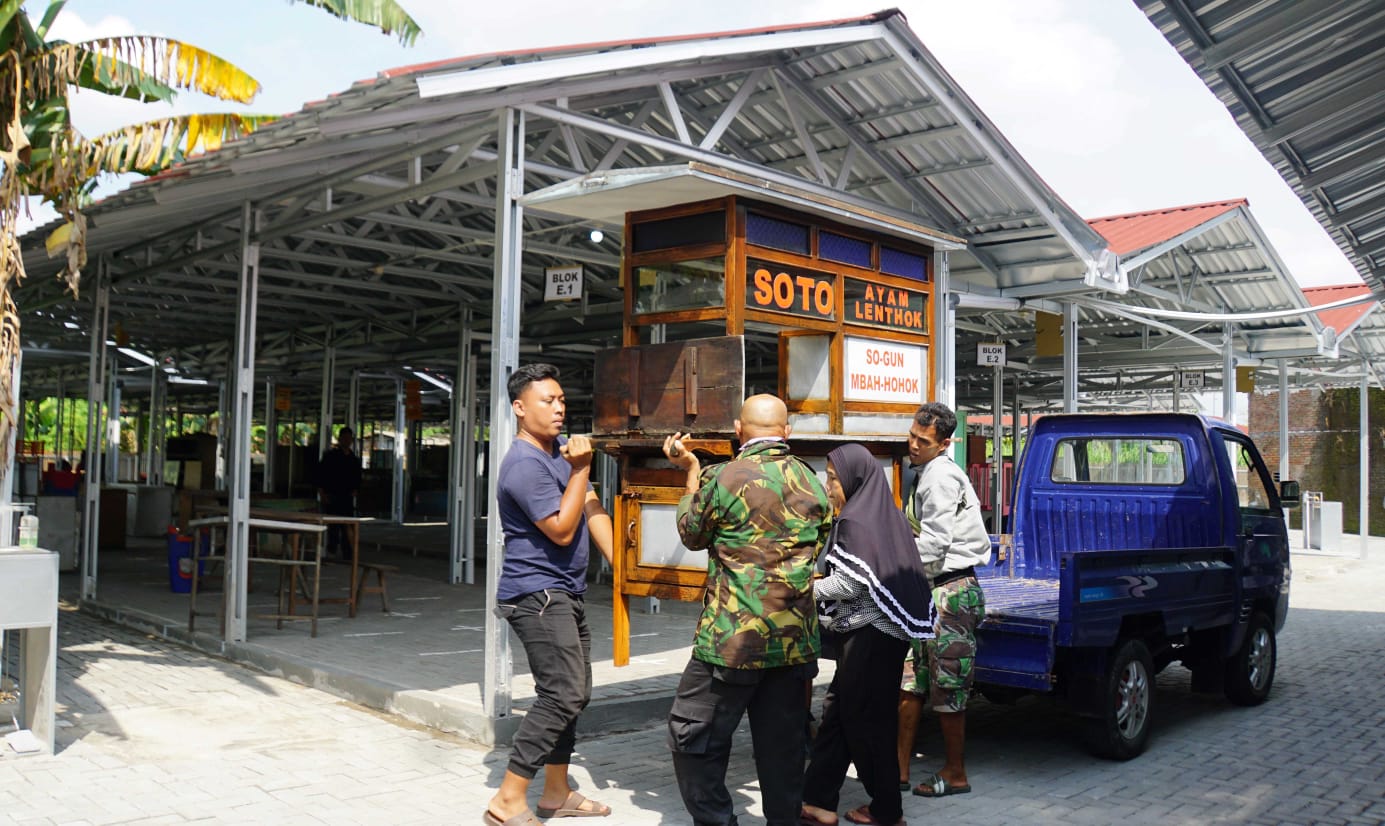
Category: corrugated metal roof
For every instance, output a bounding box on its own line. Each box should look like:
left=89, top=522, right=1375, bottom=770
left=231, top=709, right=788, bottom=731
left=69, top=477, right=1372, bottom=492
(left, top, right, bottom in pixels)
left=1136, top=0, right=1385, bottom=295
left=1304, top=284, right=1374, bottom=336
left=1088, top=199, right=1246, bottom=256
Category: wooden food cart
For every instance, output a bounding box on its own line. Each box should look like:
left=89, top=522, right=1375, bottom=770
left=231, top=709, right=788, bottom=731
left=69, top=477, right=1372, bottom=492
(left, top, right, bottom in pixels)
left=522, top=163, right=964, bottom=664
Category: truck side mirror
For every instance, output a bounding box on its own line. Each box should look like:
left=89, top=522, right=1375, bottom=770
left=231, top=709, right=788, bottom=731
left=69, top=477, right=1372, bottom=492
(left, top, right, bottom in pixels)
left=1279, top=480, right=1300, bottom=506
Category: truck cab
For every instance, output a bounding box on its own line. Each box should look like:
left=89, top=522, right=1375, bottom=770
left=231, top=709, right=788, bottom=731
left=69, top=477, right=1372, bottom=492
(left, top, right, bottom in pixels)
left=974, top=412, right=1294, bottom=759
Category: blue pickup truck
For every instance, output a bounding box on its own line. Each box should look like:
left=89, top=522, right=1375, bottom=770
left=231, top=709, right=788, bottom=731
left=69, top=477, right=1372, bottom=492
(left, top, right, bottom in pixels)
left=973, top=413, right=1295, bottom=759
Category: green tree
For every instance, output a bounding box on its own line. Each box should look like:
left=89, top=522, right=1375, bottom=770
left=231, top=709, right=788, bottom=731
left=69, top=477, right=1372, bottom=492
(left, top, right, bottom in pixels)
left=0, top=0, right=421, bottom=483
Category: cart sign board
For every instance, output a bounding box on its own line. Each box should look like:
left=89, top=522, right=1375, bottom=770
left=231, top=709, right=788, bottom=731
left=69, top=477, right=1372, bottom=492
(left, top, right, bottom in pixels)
left=544, top=265, right=584, bottom=302
left=746, top=259, right=835, bottom=321
left=1180, top=370, right=1205, bottom=390
left=977, top=343, right=1006, bottom=367
left=844, top=278, right=926, bottom=333
left=843, top=336, right=925, bottom=404
left=274, top=386, right=292, bottom=412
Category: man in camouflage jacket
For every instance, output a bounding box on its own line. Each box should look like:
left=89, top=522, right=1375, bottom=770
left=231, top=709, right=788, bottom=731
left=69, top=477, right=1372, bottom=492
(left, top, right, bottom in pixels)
left=662, top=394, right=833, bottom=826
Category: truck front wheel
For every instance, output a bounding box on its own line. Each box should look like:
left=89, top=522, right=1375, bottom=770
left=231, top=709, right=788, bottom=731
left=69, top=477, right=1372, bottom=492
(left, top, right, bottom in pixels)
left=1083, top=639, right=1154, bottom=760
left=1224, top=611, right=1276, bottom=706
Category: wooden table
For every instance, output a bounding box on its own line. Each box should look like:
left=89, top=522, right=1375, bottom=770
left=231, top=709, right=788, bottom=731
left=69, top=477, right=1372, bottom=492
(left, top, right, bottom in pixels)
left=192, top=507, right=373, bottom=618
left=186, top=515, right=328, bottom=637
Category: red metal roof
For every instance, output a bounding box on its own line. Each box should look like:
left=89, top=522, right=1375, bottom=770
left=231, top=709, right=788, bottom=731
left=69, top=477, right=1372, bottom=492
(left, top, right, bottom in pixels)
left=1086, top=199, right=1246, bottom=256
left=1303, top=284, right=1375, bottom=334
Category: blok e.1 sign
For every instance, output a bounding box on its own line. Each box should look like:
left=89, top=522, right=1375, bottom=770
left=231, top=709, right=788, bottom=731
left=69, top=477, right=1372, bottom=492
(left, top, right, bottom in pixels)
left=544, top=265, right=583, bottom=302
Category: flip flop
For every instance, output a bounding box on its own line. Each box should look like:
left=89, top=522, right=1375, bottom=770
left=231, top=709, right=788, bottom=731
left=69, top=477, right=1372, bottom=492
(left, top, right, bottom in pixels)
left=482, top=808, right=542, bottom=825
left=800, top=804, right=839, bottom=826
left=912, top=773, right=971, bottom=797
left=534, top=791, right=611, bottom=819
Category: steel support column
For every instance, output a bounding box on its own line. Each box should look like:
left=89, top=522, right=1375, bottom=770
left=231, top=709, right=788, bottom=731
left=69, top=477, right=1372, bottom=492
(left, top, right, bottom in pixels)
left=991, top=361, right=1003, bottom=534
left=225, top=203, right=261, bottom=642
left=215, top=382, right=228, bottom=490
left=1278, top=362, right=1289, bottom=481
left=1222, top=324, right=1236, bottom=422
left=1172, top=370, right=1181, bottom=413
left=80, top=263, right=110, bottom=601
left=484, top=108, right=525, bottom=720
left=932, top=250, right=954, bottom=409
left=318, top=336, right=336, bottom=457
left=392, top=378, right=406, bottom=525
left=1360, top=368, right=1370, bottom=559
left=449, top=308, right=474, bottom=584
left=105, top=373, right=120, bottom=484
left=463, top=351, right=479, bottom=584
left=147, top=369, right=167, bottom=486
left=1, top=351, right=21, bottom=542
left=347, top=370, right=360, bottom=433
left=1062, top=303, right=1078, bottom=413
left=263, top=380, right=278, bottom=493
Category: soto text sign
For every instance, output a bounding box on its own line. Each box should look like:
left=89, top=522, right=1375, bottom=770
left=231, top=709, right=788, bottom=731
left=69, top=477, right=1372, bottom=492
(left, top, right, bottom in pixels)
left=843, top=336, right=926, bottom=404
left=745, top=259, right=835, bottom=321
left=544, top=265, right=584, bottom=302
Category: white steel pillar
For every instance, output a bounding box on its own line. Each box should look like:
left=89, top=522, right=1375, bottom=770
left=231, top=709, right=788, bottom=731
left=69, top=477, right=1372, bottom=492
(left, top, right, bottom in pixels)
left=449, top=307, right=474, bottom=584
left=54, top=376, right=65, bottom=466
left=1062, top=302, right=1078, bottom=413
left=1222, top=324, right=1236, bottom=422
left=147, top=369, right=167, bottom=486
left=392, top=378, right=406, bottom=525
left=225, top=203, right=261, bottom=642
left=1360, top=368, right=1370, bottom=559
left=463, top=351, right=479, bottom=584
left=318, top=336, right=336, bottom=458
left=263, top=380, right=277, bottom=493
left=484, top=108, right=525, bottom=720
left=1278, top=361, right=1290, bottom=482
left=105, top=373, right=120, bottom=484
left=80, top=263, right=110, bottom=601
left=1, top=351, right=21, bottom=542
left=931, top=250, right=954, bottom=409
left=347, top=370, right=360, bottom=433
left=215, top=382, right=228, bottom=490
left=991, top=361, right=1003, bottom=534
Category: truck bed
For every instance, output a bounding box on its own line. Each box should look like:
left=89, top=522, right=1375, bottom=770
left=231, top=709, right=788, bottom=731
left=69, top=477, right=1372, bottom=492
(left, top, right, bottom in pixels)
left=980, top=574, right=1059, bottom=623
left=973, top=573, right=1060, bottom=691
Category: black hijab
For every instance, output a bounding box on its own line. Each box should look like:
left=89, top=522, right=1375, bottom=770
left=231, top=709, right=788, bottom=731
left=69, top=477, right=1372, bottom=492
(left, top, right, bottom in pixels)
left=823, top=443, right=933, bottom=639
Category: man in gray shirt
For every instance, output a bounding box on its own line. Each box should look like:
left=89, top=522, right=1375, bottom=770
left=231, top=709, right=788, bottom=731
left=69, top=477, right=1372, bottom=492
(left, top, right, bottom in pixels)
left=897, top=401, right=991, bottom=799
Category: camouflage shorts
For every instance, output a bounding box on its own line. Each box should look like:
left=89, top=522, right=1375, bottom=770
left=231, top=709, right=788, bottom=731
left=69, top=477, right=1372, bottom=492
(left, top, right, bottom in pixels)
left=902, top=576, right=986, bottom=712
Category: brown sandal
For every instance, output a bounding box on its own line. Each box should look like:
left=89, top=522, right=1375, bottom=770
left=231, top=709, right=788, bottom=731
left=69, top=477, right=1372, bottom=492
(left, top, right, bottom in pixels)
left=482, top=808, right=542, bottom=825
left=534, top=791, right=611, bottom=818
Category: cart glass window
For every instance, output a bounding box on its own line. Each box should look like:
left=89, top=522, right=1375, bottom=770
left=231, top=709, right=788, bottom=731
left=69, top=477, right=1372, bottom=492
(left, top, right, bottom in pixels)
left=634, top=258, right=726, bottom=314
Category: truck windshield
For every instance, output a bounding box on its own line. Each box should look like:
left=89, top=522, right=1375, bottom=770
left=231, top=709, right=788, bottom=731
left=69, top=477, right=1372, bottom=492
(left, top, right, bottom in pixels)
left=1050, top=437, right=1186, bottom=485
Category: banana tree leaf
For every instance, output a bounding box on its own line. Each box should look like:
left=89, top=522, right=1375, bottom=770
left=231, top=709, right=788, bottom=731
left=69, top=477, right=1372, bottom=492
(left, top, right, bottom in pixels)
left=292, top=0, right=422, bottom=46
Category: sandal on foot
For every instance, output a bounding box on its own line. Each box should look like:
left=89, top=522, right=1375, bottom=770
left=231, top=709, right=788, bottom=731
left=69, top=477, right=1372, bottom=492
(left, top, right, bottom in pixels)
left=800, top=804, right=839, bottom=826
left=535, top=791, right=611, bottom=818
left=483, top=808, right=542, bottom=826
left=912, top=773, right=971, bottom=797
left=844, top=806, right=905, bottom=825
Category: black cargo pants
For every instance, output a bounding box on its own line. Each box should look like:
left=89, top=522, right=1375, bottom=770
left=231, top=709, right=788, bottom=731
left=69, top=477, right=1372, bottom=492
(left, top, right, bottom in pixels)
left=668, top=657, right=817, bottom=826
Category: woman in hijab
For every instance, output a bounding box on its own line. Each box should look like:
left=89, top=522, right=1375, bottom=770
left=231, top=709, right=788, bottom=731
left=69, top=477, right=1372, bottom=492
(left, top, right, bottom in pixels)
left=801, top=443, right=933, bottom=826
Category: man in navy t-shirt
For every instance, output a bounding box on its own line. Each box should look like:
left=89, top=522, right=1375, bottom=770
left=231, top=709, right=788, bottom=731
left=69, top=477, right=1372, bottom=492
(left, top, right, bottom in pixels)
left=486, top=363, right=615, bottom=826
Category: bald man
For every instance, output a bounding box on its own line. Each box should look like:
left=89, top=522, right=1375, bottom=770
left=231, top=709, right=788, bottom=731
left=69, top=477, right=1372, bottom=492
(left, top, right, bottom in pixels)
left=662, top=395, right=833, bottom=826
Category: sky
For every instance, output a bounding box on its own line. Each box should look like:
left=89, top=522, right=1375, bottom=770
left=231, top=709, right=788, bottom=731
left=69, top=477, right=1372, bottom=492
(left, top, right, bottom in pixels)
left=17, top=0, right=1360, bottom=288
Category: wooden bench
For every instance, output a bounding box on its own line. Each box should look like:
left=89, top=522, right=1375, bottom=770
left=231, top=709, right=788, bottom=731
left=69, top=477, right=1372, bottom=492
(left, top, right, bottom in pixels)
left=353, top=562, right=398, bottom=613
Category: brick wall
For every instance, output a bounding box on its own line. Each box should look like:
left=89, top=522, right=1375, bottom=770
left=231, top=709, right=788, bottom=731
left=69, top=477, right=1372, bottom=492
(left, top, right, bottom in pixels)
left=1249, top=386, right=1385, bottom=535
